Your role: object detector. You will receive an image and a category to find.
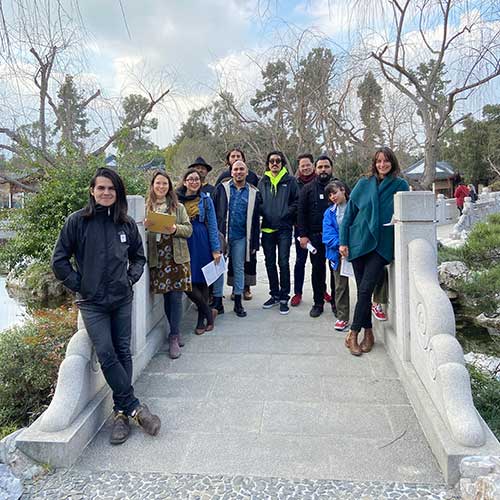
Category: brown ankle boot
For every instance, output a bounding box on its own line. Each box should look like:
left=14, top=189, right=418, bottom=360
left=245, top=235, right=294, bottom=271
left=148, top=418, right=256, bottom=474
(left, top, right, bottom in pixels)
left=345, top=330, right=362, bottom=356
left=360, top=328, right=374, bottom=353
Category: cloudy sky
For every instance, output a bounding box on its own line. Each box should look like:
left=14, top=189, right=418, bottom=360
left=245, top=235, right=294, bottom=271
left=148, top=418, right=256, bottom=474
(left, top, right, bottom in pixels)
left=1, top=0, right=499, bottom=150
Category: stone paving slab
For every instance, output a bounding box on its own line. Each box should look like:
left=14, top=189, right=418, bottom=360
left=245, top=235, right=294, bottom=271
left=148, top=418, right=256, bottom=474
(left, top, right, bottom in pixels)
left=24, top=471, right=459, bottom=500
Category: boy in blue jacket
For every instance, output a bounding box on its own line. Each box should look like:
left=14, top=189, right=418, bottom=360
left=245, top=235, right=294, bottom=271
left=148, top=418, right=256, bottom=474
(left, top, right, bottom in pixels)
left=323, top=180, right=351, bottom=331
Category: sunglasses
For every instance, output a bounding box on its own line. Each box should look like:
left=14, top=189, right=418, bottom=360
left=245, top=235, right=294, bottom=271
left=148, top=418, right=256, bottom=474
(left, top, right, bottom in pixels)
left=270, top=158, right=282, bottom=165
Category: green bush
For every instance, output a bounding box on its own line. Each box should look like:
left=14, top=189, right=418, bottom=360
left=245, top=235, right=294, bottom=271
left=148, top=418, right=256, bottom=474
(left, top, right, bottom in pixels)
left=489, top=180, right=500, bottom=192
left=468, top=364, right=500, bottom=440
left=437, top=244, right=463, bottom=265
left=0, top=306, right=77, bottom=429
left=0, top=155, right=148, bottom=270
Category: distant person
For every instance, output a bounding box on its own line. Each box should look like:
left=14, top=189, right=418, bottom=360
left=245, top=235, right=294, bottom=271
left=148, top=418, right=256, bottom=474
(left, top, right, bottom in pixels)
left=216, top=148, right=259, bottom=301
left=52, top=167, right=161, bottom=445
left=189, top=156, right=216, bottom=197
left=323, top=180, right=351, bottom=332
left=454, top=180, right=470, bottom=215
left=144, top=170, right=192, bottom=360
left=258, top=151, right=299, bottom=315
left=213, top=160, right=261, bottom=317
left=340, top=147, right=409, bottom=356
left=291, top=153, right=316, bottom=307
left=468, top=184, right=478, bottom=203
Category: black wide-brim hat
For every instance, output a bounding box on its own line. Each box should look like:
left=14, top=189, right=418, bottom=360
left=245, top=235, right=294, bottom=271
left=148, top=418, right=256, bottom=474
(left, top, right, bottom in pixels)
left=188, top=156, right=212, bottom=172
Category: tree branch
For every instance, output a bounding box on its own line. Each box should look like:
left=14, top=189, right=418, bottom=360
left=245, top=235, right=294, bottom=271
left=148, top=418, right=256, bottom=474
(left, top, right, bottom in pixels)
left=0, top=173, right=38, bottom=192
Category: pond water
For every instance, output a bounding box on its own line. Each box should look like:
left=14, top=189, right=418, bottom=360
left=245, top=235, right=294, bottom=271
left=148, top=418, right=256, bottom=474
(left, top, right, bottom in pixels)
left=0, top=276, right=26, bottom=332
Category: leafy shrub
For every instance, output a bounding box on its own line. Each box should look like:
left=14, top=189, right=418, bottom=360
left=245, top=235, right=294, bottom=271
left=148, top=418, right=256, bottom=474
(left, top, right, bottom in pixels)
left=468, top=364, right=500, bottom=440
left=489, top=180, right=500, bottom=192
left=437, top=243, right=463, bottom=265
left=0, top=305, right=77, bottom=429
left=0, top=156, right=148, bottom=270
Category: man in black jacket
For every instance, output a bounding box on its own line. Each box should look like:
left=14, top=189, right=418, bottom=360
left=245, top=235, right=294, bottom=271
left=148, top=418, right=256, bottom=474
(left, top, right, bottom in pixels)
left=297, top=155, right=337, bottom=318
left=258, top=151, right=299, bottom=315
left=52, top=167, right=161, bottom=446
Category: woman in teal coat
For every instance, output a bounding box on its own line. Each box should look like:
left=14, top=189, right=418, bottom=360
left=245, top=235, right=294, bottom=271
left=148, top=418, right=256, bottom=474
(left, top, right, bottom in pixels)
left=339, top=147, right=409, bottom=356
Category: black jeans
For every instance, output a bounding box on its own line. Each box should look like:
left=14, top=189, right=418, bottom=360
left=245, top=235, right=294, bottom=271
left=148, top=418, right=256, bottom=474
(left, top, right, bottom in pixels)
left=261, top=229, right=292, bottom=301
left=79, top=299, right=140, bottom=415
left=293, top=227, right=308, bottom=295
left=309, top=233, right=334, bottom=307
left=351, top=251, right=389, bottom=332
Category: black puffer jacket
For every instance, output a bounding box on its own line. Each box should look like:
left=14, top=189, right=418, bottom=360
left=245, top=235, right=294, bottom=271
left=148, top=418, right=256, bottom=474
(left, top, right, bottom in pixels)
left=52, top=205, right=146, bottom=305
left=258, top=171, right=299, bottom=231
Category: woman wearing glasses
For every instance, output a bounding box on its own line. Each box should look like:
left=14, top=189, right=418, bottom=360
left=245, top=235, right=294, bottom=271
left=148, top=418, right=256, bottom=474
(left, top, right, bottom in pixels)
left=177, top=168, right=222, bottom=335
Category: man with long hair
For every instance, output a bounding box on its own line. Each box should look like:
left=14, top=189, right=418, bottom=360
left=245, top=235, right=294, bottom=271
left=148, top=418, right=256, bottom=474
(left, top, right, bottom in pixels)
left=52, top=167, right=161, bottom=445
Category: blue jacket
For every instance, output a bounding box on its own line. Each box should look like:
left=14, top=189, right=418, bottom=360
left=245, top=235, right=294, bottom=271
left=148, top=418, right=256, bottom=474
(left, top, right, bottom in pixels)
left=322, top=205, right=341, bottom=271
left=339, top=175, right=409, bottom=262
left=199, top=192, right=221, bottom=253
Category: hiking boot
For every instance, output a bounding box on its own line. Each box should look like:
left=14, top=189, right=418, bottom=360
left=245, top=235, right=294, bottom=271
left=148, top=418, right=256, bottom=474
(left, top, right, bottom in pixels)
left=109, top=411, right=130, bottom=445
left=234, top=294, right=247, bottom=317
left=169, top=335, right=181, bottom=359
left=324, top=291, right=332, bottom=303
left=279, top=301, right=290, bottom=315
left=360, top=328, right=375, bottom=353
left=263, top=296, right=280, bottom=309
left=290, top=294, right=302, bottom=307
left=212, top=296, right=224, bottom=315
left=243, top=287, right=252, bottom=300
left=334, top=319, right=349, bottom=331
left=132, top=404, right=161, bottom=436
left=206, top=309, right=218, bottom=332
left=372, top=303, right=387, bottom=321
left=309, top=304, right=324, bottom=318
left=345, top=330, right=362, bottom=356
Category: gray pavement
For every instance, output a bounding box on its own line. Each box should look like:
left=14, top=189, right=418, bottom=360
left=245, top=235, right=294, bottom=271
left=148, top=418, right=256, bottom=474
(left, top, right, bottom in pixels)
left=25, top=251, right=457, bottom=498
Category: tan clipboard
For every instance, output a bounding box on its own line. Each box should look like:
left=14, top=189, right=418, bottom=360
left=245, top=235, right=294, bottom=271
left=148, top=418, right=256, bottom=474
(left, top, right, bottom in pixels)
left=146, top=211, right=176, bottom=234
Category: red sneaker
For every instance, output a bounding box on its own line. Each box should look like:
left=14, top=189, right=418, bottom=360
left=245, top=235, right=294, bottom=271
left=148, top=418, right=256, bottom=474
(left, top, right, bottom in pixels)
left=324, top=291, right=332, bottom=303
left=334, top=319, right=349, bottom=331
left=291, top=294, right=302, bottom=307
left=371, top=303, right=387, bottom=321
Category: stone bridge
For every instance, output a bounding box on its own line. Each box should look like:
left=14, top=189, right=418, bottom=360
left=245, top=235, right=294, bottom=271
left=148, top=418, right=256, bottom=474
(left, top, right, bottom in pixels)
left=16, top=191, right=500, bottom=494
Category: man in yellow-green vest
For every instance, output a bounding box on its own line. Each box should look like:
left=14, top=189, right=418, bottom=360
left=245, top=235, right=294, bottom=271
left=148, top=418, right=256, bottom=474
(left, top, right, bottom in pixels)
left=258, top=151, right=299, bottom=315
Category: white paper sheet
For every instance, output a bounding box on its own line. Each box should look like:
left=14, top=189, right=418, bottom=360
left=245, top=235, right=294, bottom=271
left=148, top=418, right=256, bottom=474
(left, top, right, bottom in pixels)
left=202, top=256, right=227, bottom=286
left=340, top=258, right=354, bottom=278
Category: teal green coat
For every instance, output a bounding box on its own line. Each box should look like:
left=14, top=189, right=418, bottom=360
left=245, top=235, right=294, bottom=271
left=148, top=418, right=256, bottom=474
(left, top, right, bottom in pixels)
left=339, top=175, right=409, bottom=262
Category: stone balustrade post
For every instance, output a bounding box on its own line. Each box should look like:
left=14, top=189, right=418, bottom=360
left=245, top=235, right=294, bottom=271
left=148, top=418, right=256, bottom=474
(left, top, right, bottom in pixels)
left=393, top=191, right=436, bottom=362
left=436, top=194, right=445, bottom=224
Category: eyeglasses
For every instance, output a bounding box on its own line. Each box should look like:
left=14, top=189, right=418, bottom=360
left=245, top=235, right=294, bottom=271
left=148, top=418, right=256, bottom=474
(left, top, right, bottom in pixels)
left=186, top=178, right=200, bottom=183
left=270, top=158, right=282, bottom=165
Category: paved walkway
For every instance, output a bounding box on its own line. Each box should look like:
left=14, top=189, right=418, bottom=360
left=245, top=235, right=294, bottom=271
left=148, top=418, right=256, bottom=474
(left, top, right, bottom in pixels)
left=25, top=251, right=459, bottom=499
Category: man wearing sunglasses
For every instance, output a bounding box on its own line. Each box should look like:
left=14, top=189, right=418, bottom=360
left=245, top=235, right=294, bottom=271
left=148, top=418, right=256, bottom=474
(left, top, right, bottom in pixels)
left=258, top=151, right=299, bottom=315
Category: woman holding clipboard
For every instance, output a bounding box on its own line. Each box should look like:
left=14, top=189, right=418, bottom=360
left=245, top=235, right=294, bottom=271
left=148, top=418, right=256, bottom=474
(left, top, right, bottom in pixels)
left=177, top=168, right=222, bottom=335
left=145, top=170, right=192, bottom=359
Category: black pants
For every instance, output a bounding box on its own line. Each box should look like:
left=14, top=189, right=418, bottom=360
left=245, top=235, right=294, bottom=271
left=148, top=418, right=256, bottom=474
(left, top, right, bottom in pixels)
left=309, top=233, right=335, bottom=307
left=293, top=227, right=309, bottom=295
left=79, top=299, right=140, bottom=415
left=351, top=251, right=389, bottom=332
left=261, top=229, right=292, bottom=301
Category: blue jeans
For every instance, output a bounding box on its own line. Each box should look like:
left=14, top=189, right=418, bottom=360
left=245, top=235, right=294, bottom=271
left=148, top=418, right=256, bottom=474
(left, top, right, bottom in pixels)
left=228, top=237, right=246, bottom=295
left=261, top=229, right=292, bottom=301
left=163, top=291, right=183, bottom=337
left=79, top=299, right=140, bottom=415
left=293, top=227, right=308, bottom=295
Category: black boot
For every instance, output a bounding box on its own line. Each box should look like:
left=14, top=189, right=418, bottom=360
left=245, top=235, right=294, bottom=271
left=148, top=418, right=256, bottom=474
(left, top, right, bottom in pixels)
left=212, top=296, right=224, bottom=315
left=234, top=294, right=247, bottom=317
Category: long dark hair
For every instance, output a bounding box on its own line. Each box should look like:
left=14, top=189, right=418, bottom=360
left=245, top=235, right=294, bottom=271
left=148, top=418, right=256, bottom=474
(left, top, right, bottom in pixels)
left=179, top=168, right=202, bottom=194
left=146, top=170, right=178, bottom=214
left=226, top=148, right=246, bottom=166
left=370, top=147, right=400, bottom=178
left=83, top=167, right=129, bottom=224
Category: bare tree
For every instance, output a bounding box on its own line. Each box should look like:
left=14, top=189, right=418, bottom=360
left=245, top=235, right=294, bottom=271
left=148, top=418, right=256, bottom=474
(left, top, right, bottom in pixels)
left=356, top=0, right=500, bottom=187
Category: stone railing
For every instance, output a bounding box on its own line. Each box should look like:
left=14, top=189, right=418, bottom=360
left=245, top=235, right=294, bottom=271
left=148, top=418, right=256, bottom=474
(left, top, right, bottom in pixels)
left=16, top=196, right=167, bottom=466
left=435, top=194, right=459, bottom=226
left=451, top=188, right=500, bottom=239
left=377, top=191, right=500, bottom=485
